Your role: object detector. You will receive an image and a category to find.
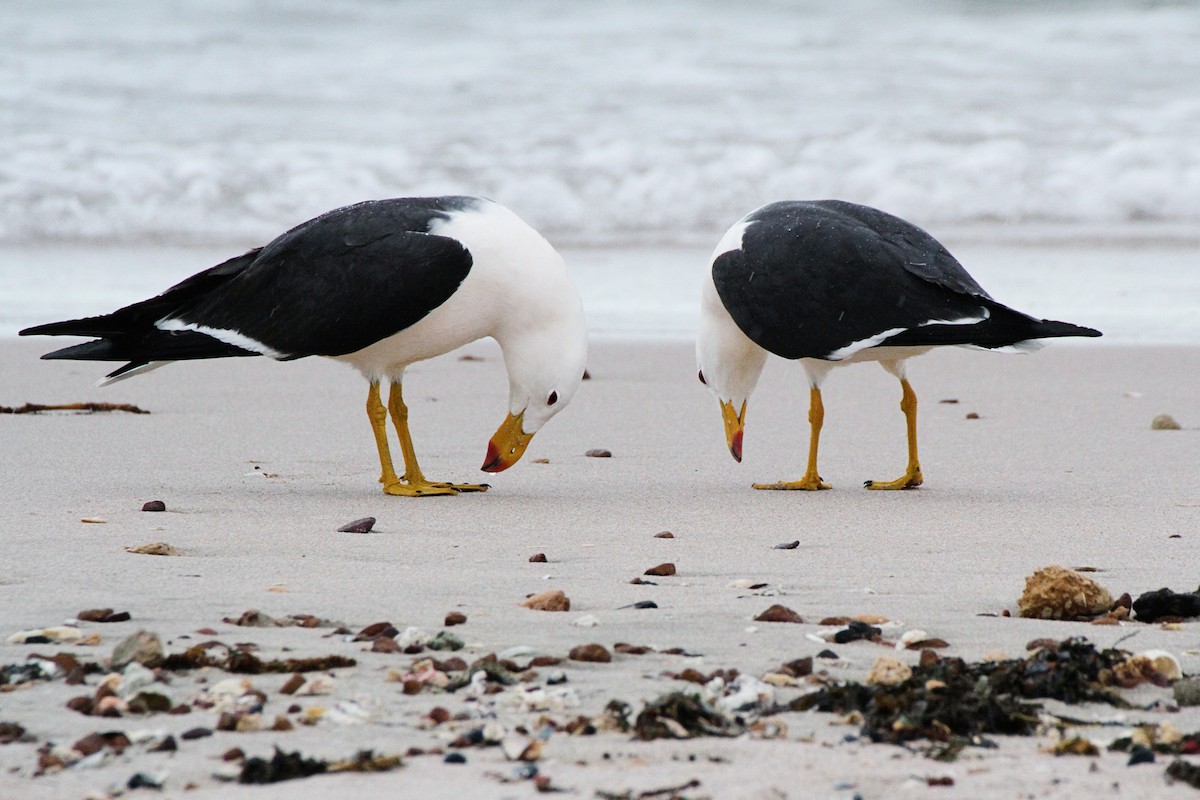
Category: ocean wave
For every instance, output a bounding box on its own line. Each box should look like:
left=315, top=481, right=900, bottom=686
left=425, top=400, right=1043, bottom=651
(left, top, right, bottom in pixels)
left=3, top=0, right=1198, bottom=247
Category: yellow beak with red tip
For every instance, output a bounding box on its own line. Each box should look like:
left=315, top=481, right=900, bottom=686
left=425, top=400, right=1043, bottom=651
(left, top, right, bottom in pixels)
left=720, top=400, right=745, bottom=463
left=482, top=411, right=535, bottom=473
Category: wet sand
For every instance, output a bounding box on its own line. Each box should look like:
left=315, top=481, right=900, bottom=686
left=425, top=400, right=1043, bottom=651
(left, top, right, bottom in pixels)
left=2, top=337, right=1199, bottom=798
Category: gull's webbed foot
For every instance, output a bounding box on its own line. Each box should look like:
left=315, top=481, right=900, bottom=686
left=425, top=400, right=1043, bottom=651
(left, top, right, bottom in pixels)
left=863, top=467, right=923, bottom=491
left=753, top=474, right=831, bottom=491
left=381, top=478, right=462, bottom=497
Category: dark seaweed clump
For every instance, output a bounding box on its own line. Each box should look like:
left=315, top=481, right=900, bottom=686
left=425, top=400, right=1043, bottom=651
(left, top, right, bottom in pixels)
left=239, top=748, right=328, bottom=784
left=1110, top=732, right=1200, bottom=757
left=633, top=692, right=744, bottom=740
left=1132, top=587, right=1200, bottom=622
left=792, top=638, right=1133, bottom=747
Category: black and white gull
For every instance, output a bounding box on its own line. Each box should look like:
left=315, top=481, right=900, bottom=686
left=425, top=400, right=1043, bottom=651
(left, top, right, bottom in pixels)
left=21, top=196, right=588, bottom=496
left=697, top=199, right=1101, bottom=491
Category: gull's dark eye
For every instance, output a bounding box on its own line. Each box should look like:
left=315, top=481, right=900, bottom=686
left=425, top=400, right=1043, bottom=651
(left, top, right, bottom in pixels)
left=547, top=391, right=558, bottom=406
left=698, top=370, right=707, bottom=385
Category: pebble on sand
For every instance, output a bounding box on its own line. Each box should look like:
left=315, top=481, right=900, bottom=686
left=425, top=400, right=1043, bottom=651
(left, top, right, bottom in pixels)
left=1151, top=414, right=1182, bottom=430
left=529, top=553, right=548, bottom=563
left=644, top=563, right=676, bottom=577
left=754, top=605, right=804, bottom=624
left=141, top=500, right=166, bottom=512
left=110, top=630, right=164, bottom=669
left=337, top=517, right=376, bottom=533
left=568, top=644, right=612, bottom=663
left=521, top=590, right=571, bottom=612
left=585, top=449, right=612, bottom=458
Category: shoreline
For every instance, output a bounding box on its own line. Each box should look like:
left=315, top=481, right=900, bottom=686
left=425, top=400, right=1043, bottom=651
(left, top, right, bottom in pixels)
left=3, top=241, right=1199, bottom=345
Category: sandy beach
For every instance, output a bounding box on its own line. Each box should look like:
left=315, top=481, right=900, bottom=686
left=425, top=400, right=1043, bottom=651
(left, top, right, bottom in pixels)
left=1, top=335, right=1198, bottom=799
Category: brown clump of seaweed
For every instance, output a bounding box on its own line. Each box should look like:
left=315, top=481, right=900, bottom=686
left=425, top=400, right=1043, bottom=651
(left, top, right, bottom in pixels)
left=792, top=638, right=1134, bottom=748
left=160, top=644, right=355, bottom=674
left=633, top=692, right=743, bottom=740
left=0, top=402, right=149, bottom=414
left=237, top=747, right=402, bottom=784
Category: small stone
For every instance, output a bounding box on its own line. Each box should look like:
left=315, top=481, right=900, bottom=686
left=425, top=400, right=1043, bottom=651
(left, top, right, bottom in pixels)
left=529, top=553, right=548, bottom=563
left=778, top=656, right=813, bottom=677
left=833, top=620, right=881, bottom=643
left=337, top=517, right=376, bottom=533
left=354, top=621, right=398, bottom=641
left=569, top=644, right=611, bottom=663
left=444, top=612, right=467, bottom=627
left=521, top=589, right=570, bottom=612
left=965, top=412, right=980, bottom=419
left=110, top=631, right=164, bottom=669
left=127, top=772, right=165, bottom=790
left=773, top=540, right=800, bottom=550
left=754, top=604, right=803, bottom=624
left=585, top=449, right=612, bottom=458
left=180, top=727, right=212, bottom=741
left=618, top=601, right=658, bottom=610
left=653, top=531, right=674, bottom=539
left=0, top=723, right=29, bottom=745
left=74, top=733, right=108, bottom=756
left=1128, top=745, right=1156, bottom=766
left=1174, top=677, right=1200, bottom=706
left=147, top=735, right=177, bottom=753
left=644, top=563, right=676, bottom=577
left=141, top=500, right=167, bottom=512
left=444, top=752, right=467, bottom=764
left=371, top=637, right=402, bottom=653
left=77, top=608, right=114, bottom=622
left=279, top=674, right=305, bottom=695
left=1152, top=414, right=1182, bottom=430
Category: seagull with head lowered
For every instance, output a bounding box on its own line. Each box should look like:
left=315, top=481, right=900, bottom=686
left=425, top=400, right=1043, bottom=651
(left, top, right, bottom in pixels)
left=21, top=196, right=588, bottom=496
left=697, top=199, right=1101, bottom=491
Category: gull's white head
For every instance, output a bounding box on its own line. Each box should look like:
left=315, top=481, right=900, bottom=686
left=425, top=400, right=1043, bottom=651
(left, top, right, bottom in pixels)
left=480, top=225, right=588, bottom=473
left=696, top=220, right=767, bottom=462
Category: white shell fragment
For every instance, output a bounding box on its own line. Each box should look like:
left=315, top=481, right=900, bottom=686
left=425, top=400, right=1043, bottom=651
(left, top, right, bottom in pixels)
left=7, top=626, right=83, bottom=644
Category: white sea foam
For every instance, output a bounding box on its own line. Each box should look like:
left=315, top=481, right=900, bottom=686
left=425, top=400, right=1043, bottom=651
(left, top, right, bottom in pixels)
left=2, top=0, right=1198, bottom=247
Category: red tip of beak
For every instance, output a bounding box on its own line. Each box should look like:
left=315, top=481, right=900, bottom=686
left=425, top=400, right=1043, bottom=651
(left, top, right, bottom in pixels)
left=730, top=430, right=743, bottom=463
left=481, top=440, right=505, bottom=473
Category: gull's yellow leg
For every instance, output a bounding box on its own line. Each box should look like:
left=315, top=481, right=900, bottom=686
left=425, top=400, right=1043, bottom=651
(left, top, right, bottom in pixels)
left=384, top=381, right=487, bottom=495
left=367, top=381, right=407, bottom=493
left=865, top=378, right=923, bottom=490
left=755, top=386, right=832, bottom=491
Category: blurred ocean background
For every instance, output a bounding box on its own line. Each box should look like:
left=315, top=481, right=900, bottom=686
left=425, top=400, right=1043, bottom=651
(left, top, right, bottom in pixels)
left=2, top=0, right=1198, bottom=341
